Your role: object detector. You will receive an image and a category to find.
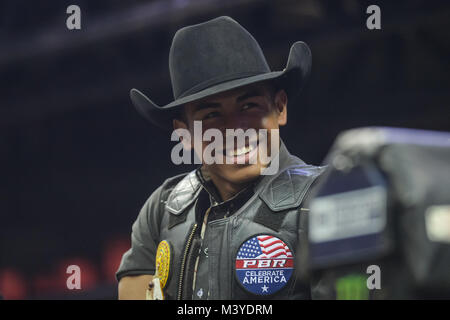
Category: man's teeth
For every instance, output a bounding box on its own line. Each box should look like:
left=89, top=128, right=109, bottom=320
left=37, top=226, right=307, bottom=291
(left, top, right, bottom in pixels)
left=228, top=144, right=255, bottom=157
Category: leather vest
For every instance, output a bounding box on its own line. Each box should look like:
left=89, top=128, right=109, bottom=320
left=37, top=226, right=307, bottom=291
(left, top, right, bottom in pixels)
left=158, top=147, right=325, bottom=300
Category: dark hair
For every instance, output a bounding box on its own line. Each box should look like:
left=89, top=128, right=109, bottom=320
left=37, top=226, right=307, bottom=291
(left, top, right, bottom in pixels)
left=265, top=79, right=281, bottom=102
left=174, top=106, right=188, bottom=124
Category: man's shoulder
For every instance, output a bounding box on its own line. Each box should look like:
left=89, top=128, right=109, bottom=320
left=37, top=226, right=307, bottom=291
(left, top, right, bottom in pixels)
left=259, top=155, right=327, bottom=212
left=161, top=171, right=193, bottom=192
left=150, top=170, right=194, bottom=201
left=279, top=151, right=327, bottom=186
left=143, top=170, right=200, bottom=215
left=284, top=150, right=327, bottom=182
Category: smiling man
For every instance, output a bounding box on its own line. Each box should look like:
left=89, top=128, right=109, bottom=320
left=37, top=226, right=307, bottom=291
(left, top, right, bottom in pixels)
left=173, top=81, right=285, bottom=199
left=116, top=16, right=325, bottom=300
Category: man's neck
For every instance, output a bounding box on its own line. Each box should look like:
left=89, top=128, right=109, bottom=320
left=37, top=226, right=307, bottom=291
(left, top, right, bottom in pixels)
left=204, top=170, right=254, bottom=202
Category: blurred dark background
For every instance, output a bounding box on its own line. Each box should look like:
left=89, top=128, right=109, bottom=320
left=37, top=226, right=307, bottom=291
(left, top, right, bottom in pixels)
left=0, top=0, right=449, bottom=299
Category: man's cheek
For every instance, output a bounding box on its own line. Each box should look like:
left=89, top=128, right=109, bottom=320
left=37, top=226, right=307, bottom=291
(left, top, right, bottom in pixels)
left=261, top=117, right=270, bottom=127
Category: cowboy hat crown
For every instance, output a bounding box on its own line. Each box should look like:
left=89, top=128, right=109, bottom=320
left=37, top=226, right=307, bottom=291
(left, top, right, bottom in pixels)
left=130, top=16, right=311, bottom=129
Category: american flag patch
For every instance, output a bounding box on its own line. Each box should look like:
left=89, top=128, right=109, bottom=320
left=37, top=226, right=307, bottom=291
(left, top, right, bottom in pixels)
left=235, top=235, right=294, bottom=295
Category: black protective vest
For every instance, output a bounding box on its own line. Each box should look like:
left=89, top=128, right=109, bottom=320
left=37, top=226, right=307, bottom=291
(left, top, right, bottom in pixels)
left=158, top=147, right=325, bottom=300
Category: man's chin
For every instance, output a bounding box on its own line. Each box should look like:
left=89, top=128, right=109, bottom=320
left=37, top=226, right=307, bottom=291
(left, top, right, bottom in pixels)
left=214, top=162, right=263, bottom=185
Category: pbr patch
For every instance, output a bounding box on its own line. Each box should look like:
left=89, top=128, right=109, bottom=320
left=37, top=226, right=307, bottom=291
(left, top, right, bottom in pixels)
left=235, top=235, right=294, bottom=295
left=155, top=240, right=172, bottom=288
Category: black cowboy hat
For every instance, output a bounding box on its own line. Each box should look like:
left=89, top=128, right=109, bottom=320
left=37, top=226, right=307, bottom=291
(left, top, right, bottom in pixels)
left=130, top=16, right=312, bottom=130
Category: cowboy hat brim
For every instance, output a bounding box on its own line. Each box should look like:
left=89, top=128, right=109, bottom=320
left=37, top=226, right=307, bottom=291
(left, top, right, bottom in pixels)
left=130, top=41, right=311, bottom=130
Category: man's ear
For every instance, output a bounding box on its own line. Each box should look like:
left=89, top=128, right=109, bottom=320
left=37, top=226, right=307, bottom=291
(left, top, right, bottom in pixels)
left=173, top=118, right=193, bottom=150
left=274, top=89, right=288, bottom=126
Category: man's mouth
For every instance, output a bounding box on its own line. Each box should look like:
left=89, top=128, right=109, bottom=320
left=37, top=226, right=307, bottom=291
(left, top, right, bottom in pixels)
left=226, top=142, right=257, bottom=157
left=221, top=140, right=259, bottom=164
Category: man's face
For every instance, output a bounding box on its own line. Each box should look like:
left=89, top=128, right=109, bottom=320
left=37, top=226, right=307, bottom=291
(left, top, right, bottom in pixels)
left=173, top=82, right=288, bottom=185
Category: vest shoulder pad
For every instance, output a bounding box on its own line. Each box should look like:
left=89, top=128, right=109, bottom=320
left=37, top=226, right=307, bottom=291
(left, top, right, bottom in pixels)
left=259, top=165, right=326, bottom=212
left=165, top=170, right=202, bottom=215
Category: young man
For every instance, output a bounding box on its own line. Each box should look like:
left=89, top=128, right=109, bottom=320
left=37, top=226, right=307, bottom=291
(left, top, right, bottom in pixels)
left=116, top=16, right=325, bottom=300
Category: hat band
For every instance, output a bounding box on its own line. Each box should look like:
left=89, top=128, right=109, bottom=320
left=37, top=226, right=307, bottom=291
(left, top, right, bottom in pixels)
left=176, top=70, right=265, bottom=100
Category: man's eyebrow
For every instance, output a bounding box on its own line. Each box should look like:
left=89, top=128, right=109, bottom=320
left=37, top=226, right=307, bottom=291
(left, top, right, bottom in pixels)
left=192, top=102, right=221, bottom=113
left=236, top=90, right=264, bottom=102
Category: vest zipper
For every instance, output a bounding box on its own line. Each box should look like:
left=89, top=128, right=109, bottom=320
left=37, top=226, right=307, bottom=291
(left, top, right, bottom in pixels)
left=177, top=223, right=198, bottom=300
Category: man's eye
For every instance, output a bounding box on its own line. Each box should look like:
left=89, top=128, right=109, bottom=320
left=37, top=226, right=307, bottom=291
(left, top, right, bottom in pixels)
left=203, top=112, right=220, bottom=120
left=242, top=103, right=257, bottom=111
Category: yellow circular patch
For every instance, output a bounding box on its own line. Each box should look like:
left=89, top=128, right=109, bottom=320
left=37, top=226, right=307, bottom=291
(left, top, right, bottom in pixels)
left=155, top=240, right=171, bottom=288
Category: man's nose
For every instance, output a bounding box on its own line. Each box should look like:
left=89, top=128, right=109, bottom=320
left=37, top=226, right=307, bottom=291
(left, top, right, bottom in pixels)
left=221, top=113, right=251, bottom=131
